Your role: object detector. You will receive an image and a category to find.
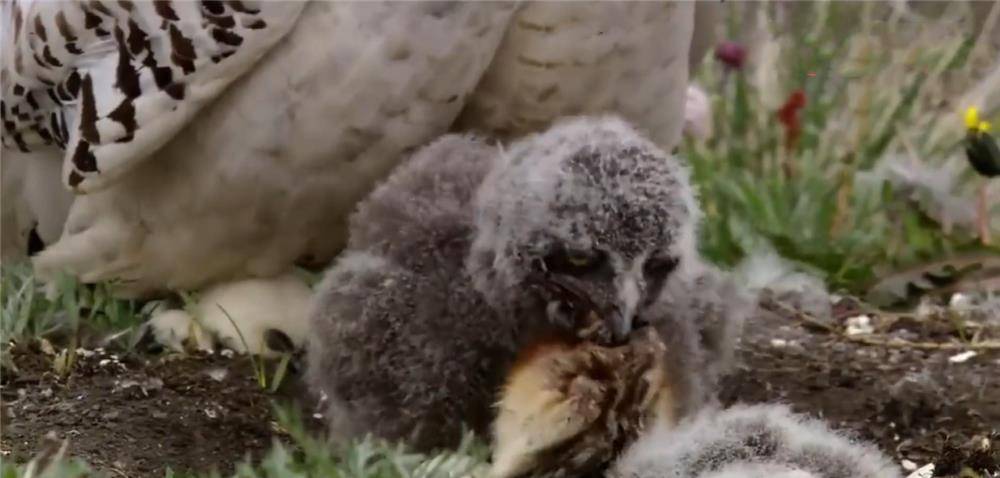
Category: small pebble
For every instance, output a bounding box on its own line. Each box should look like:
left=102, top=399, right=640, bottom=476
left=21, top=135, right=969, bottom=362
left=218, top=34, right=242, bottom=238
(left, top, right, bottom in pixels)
left=901, top=459, right=917, bottom=471
left=205, top=368, right=228, bottom=382
left=915, top=298, right=942, bottom=320
left=948, top=293, right=972, bottom=311
left=977, top=436, right=991, bottom=451
left=904, top=463, right=934, bottom=478
left=845, top=315, right=874, bottom=336
left=770, top=339, right=788, bottom=348
left=39, top=339, right=56, bottom=356
left=948, top=350, right=977, bottom=363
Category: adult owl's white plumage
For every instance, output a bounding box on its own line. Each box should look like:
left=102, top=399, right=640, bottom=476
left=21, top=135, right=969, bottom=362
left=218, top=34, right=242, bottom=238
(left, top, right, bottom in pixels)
left=1, top=2, right=720, bottom=350
left=2, top=0, right=305, bottom=192
left=4, top=1, right=519, bottom=295
left=455, top=2, right=699, bottom=149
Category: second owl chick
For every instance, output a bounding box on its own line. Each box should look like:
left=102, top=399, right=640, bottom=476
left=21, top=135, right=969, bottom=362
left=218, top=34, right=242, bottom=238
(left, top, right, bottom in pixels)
left=609, top=403, right=902, bottom=478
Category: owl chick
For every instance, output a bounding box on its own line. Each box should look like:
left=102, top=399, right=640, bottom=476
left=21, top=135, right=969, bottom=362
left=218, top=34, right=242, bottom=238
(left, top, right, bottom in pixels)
left=307, top=116, right=748, bottom=452
left=490, top=326, right=675, bottom=478
left=608, top=403, right=902, bottom=478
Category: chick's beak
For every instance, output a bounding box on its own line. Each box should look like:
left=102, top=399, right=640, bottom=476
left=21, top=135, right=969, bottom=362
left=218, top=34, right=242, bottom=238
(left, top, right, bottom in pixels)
left=606, top=309, right=633, bottom=344
left=609, top=275, right=642, bottom=343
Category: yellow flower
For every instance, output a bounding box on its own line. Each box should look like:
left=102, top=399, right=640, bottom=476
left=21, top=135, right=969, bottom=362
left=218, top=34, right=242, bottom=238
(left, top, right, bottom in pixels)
left=965, top=107, right=980, bottom=129
left=965, top=107, right=993, bottom=133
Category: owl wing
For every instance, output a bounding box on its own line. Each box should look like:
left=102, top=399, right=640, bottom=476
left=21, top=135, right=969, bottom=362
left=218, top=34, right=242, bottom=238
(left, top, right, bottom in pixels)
left=1, top=0, right=305, bottom=193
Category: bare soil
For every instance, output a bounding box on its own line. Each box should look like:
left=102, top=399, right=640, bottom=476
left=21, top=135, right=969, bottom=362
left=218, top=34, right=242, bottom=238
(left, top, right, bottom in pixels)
left=1, top=347, right=322, bottom=477
left=721, top=297, right=1000, bottom=477
left=1, top=296, right=997, bottom=477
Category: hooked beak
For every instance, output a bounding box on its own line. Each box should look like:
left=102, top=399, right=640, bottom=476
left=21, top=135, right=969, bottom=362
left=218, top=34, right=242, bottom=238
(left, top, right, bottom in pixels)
left=609, top=275, right=642, bottom=343
left=607, top=309, right=633, bottom=344
left=527, top=271, right=645, bottom=345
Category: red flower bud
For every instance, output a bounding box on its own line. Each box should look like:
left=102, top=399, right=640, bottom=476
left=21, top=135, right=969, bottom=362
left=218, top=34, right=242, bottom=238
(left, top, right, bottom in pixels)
left=714, top=41, right=747, bottom=70
left=777, top=90, right=807, bottom=152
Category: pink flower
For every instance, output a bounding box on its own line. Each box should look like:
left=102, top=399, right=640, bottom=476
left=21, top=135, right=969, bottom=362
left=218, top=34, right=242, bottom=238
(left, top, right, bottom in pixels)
left=714, top=41, right=747, bottom=71
left=683, top=84, right=713, bottom=141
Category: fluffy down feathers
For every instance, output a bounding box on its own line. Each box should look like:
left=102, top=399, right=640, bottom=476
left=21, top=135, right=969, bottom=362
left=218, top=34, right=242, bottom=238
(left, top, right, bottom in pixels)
left=467, top=115, right=703, bottom=314
left=609, top=403, right=902, bottom=478
left=345, top=134, right=500, bottom=267
left=306, top=135, right=513, bottom=451
left=308, top=116, right=745, bottom=454
left=657, top=258, right=753, bottom=410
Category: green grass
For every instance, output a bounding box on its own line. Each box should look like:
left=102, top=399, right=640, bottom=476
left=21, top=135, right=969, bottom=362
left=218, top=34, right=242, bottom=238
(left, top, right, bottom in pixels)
left=686, top=1, right=999, bottom=301
left=1, top=264, right=146, bottom=343
left=1, top=263, right=147, bottom=377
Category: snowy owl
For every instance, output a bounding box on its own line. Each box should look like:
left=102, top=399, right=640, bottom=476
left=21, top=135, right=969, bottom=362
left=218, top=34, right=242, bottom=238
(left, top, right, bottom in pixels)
left=1, top=2, right=720, bottom=351
left=609, top=403, right=902, bottom=478
left=307, top=116, right=752, bottom=452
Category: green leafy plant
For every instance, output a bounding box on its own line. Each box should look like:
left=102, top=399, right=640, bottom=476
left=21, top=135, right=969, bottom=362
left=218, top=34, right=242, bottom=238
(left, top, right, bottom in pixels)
left=686, top=1, right=998, bottom=297
left=1, top=264, right=148, bottom=377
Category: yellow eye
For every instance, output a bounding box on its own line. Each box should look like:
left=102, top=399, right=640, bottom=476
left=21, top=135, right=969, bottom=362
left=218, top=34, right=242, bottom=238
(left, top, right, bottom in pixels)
left=567, top=254, right=593, bottom=267
left=543, top=247, right=606, bottom=275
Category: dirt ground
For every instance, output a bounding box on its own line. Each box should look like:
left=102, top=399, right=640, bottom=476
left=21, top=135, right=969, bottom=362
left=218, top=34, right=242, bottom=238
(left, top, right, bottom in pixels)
left=1, top=297, right=998, bottom=477
left=723, top=297, right=999, bottom=477
left=1, top=348, right=323, bottom=476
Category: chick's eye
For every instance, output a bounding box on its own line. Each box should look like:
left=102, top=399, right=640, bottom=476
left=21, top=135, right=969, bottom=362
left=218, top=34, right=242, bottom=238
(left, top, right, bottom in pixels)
left=643, top=256, right=678, bottom=279
left=543, top=247, right=605, bottom=276
left=566, top=252, right=594, bottom=267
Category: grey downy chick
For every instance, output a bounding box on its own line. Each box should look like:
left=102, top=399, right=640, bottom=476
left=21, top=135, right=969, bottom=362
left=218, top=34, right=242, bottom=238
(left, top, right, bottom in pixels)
left=608, top=403, right=902, bottom=478
left=307, top=116, right=752, bottom=452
